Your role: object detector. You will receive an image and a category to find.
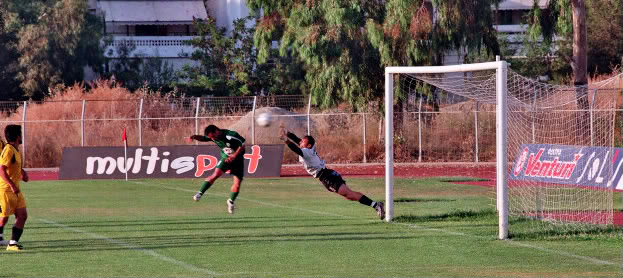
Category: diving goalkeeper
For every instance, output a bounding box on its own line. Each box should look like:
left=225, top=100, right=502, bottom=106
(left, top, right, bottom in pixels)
left=280, top=128, right=385, bottom=219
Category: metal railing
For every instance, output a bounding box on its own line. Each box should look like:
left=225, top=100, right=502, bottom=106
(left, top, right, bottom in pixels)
left=105, top=36, right=195, bottom=47
left=103, top=36, right=196, bottom=58
left=0, top=93, right=619, bottom=168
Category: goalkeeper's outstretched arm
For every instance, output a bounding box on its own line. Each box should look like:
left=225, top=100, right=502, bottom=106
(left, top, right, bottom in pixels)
left=280, top=128, right=304, bottom=157
left=286, top=131, right=301, bottom=144
left=285, top=141, right=304, bottom=157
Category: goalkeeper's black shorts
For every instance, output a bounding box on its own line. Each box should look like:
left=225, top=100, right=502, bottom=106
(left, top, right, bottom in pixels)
left=317, top=168, right=345, bottom=192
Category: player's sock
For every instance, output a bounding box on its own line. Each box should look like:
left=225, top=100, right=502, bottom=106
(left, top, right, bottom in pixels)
left=0, top=225, right=5, bottom=243
left=229, top=191, right=239, bottom=202
left=358, top=195, right=374, bottom=207
left=11, top=227, right=23, bottom=243
left=199, top=181, right=212, bottom=195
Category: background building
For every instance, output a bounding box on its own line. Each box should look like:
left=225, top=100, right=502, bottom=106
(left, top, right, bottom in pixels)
left=90, top=0, right=545, bottom=75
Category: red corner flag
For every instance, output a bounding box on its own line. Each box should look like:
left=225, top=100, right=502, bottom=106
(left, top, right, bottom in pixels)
left=122, top=128, right=128, bottom=181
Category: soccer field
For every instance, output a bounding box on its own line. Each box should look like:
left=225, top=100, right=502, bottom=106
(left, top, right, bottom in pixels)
left=1, top=177, right=621, bottom=278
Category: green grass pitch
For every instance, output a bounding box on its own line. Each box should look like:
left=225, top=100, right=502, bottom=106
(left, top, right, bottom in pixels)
left=1, top=177, right=621, bottom=277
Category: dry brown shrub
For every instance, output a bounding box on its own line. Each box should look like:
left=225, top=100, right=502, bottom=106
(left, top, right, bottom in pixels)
left=9, top=72, right=621, bottom=168
left=410, top=4, right=432, bottom=39
left=259, top=12, right=282, bottom=29
left=0, top=80, right=185, bottom=167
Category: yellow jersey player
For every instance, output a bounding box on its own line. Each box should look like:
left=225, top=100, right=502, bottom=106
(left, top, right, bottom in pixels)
left=0, top=137, right=4, bottom=218
left=0, top=125, right=29, bottom=251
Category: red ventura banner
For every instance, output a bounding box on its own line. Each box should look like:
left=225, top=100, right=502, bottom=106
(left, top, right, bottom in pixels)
left=59, top=145, right=284, bottom=180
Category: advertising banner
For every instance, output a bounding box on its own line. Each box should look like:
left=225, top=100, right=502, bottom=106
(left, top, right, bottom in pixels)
left=510, top=143, right=623, bottom=190
left=59, top=145, right=284, bottom=180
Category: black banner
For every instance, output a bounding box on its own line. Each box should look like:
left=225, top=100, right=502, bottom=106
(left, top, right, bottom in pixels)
left=59, top=145, right=284, bottom=180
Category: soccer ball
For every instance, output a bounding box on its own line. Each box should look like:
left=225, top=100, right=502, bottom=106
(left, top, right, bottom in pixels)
left=256, top=112, right=273, bottom=127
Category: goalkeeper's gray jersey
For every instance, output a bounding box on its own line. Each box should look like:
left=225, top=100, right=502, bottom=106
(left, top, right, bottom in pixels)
left=299, top=146, right=325, bottom=178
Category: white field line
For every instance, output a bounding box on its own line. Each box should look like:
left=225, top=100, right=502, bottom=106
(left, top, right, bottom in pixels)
left=135, top=180, right=619, bottom=266
left=398, top=223, right=618, bottom=266
left=38, top=218, right=220, bottom=276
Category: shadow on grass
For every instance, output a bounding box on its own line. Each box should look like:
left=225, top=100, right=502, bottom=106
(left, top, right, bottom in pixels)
left=508, top=217, right=623, bottom=240
left=17, top=230, right=419, bottom=255
left=393, top=209, right=622, bottom=240
left=29, top=216, right=351, bottom=230
left=438, top=177, right=489, bottom=183
left=30, top=222, right=376, bottom=235
left=14, top=215, right=407, bottom=255
left=393, top=209, right=496, bottom=223
left=394, top=197, right=456, bottom=203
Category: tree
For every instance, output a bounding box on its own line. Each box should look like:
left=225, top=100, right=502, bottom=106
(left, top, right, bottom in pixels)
left=368, top=0, right=500, bottom=67
left=261, top=53, right=307, bottom=96
left=248, top=0, right=385, bottom=109
left=105, top=41, right=144, bottom=90
left=175, top=17, right=240, bottom=96
left=570, top=0, right=588, bottom=88
left=585, top=0, right=622, bottom=74
left=1, top=0, right=105, bottom=99
left=570, top=0, right=590, bottom=145
left=524, top=0, right=623, bottom=80
left=176, top=16, right=294, bottom=96
left=140, top=58, right=177, bottom=91
left=0, top=2, right=22, bottom=101
left=368, top=0, right=501, bottom=115
left=523, top=0, right=620, bottom=144
left=102, top=40, right=177, bottom=91
left=515, top=0, right=622, bottom=80
left=248, top=0, right=501, bottom=110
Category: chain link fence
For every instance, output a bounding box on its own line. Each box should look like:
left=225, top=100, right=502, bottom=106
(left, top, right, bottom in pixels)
left=0, top=92, right=620, bottom=168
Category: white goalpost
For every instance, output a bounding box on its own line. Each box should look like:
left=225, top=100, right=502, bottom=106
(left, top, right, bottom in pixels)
left=384, top=61, right=510, bottom=239
left=384, top=61, right=622, bottom=240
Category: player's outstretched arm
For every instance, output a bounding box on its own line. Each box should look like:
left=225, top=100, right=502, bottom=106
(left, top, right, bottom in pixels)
left=279, top=126, right=301, bottom=144
left=285, top=141, right=304, bottom=157
left=186, top=135, right=211, bottom=142
left=286, top=131, right=301, bottom=144
left=279, top=127, right=303, bottom=156
left=279, top=127, right=287, bottom=141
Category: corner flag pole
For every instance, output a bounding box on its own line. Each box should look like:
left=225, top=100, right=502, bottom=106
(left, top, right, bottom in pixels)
left=122, top=128, right=128, bottom=181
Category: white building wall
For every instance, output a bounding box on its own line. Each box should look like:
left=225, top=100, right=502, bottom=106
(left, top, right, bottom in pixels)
left=161, top=58, right=200, bottom=69
left=106, top=23, right=131, bottom=35
left=104, top=36, right=196, bottom=58
left=206, top=0, right=251, bottom=31
left=90, top=0, right=537, bottom=81
left=88, top=0, right=97, bottom=10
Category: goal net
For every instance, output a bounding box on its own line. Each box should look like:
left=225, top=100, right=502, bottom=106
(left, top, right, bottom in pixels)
left=385, top=62, right=622, bottom=239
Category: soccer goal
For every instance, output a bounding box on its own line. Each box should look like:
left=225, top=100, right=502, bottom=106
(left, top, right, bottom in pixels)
left=384, top=62, right=621, bottom=239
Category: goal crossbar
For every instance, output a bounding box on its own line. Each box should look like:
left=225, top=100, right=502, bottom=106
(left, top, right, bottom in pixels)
left=384, top=61, right=509, bottom=239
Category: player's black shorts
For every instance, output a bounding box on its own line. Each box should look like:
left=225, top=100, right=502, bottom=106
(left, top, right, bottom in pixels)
left=317, top=168, right=345, bottom=192
left=216, top=154, right=245, bottom=179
